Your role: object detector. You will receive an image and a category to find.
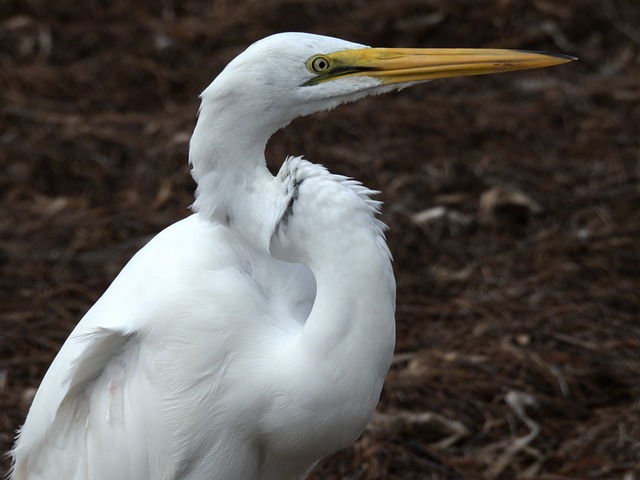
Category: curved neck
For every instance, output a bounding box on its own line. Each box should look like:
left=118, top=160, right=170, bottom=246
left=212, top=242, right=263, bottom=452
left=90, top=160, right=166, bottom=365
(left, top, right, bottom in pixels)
left=303, top=231, right=396, bottom=379
left=189, top=98, right=395, bottom=382
left=270, top=166, right=396, bottom=383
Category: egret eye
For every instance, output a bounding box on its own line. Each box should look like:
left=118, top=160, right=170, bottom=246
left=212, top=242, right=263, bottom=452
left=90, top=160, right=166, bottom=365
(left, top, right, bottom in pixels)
left=307, top=55, right=331, bottom=74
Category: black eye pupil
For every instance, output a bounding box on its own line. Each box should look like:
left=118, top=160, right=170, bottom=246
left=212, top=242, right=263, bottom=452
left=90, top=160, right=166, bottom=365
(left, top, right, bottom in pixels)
left=313, top=58, right=328, bottom=72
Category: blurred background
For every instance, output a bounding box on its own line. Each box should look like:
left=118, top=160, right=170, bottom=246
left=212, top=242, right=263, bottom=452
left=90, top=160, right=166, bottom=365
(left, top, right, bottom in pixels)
left=1, top=0, right=639, bottom=478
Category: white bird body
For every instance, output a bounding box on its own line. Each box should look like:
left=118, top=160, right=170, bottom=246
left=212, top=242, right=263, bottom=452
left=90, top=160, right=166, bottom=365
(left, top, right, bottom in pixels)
left=10, top=32, right=572, bottom=479
left=13, top=172, right=394, bottom=479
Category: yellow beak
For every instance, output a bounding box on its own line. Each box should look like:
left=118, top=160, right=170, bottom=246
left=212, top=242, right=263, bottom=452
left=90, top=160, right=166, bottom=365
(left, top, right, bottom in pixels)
left=304, top=48, right=575, bottom=86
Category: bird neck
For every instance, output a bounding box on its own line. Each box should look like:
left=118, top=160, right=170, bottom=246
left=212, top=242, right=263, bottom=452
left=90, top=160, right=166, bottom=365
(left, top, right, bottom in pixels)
left=189, top=98, right=284, bottom=251
left=272, top=163, right=396, bottom=384
left=303, top=231, right=396, bottom=380
left=189, top=103, right=396, bottom=382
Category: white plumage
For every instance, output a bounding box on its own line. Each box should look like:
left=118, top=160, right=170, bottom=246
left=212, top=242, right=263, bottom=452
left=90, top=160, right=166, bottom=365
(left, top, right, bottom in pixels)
left=10, top=32, right=573, bottom=480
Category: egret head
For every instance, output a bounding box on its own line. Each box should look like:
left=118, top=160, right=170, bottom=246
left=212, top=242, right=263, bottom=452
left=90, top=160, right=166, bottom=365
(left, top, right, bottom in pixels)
left=199, top=32, right=574, bottom=133
left=190, top=33, right=574, bottom=250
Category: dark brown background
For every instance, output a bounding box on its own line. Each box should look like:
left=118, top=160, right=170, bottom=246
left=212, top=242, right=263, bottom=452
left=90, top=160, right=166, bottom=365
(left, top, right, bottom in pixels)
left=1, top=0, right=639, bottom=478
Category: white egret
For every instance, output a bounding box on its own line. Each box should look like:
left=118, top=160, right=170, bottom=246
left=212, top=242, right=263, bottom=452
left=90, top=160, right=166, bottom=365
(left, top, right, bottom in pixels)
left=10, top=32, right=573, bottom=480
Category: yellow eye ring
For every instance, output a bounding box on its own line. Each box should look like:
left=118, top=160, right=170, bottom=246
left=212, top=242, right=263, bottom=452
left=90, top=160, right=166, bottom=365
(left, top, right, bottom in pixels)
left=307, top=55, right=332, bottom=74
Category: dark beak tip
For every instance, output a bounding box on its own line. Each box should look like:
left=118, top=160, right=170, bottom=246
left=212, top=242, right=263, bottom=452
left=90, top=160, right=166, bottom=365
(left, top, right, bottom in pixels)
left=518, top=50, right=578, bottom=62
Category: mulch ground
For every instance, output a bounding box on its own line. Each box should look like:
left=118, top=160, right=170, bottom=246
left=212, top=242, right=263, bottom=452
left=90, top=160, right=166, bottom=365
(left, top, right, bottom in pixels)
left=1, top=0, right=639, bottom=478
